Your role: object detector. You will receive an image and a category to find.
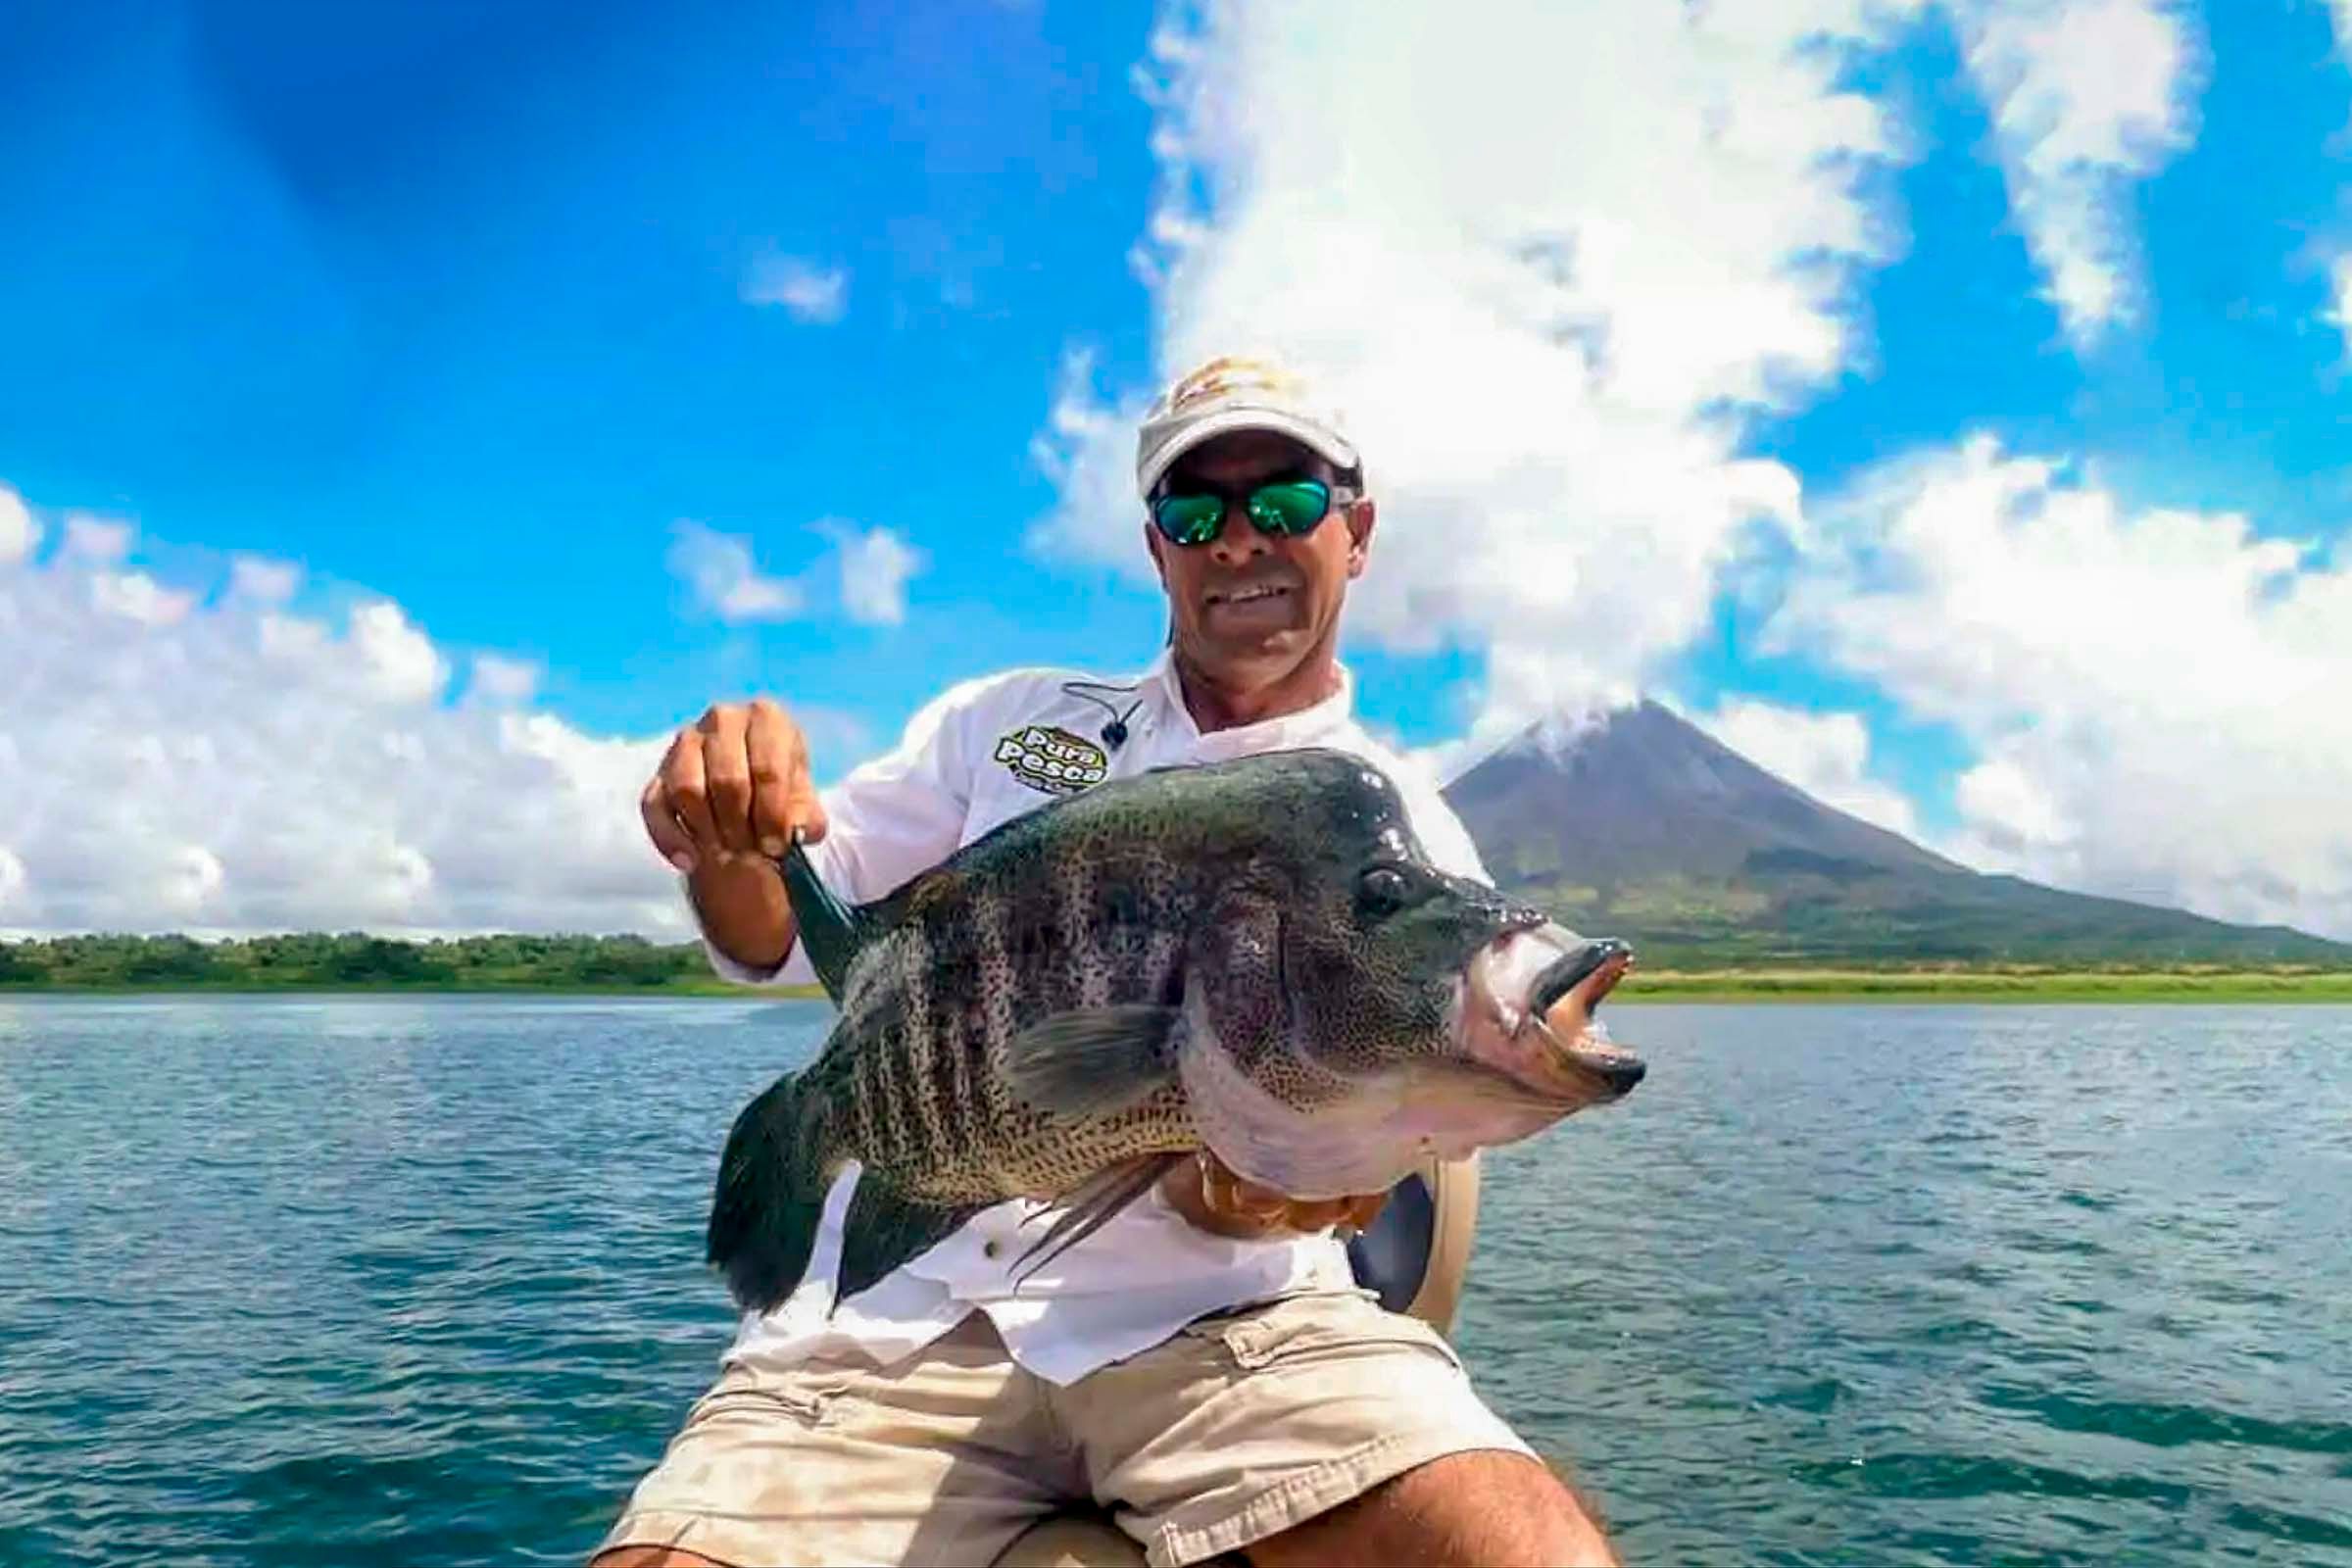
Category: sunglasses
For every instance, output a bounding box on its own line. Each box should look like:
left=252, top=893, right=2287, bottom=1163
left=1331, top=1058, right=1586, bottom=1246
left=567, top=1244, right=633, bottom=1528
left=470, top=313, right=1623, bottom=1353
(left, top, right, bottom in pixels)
left=1150, top=477, right=1351, bottom=548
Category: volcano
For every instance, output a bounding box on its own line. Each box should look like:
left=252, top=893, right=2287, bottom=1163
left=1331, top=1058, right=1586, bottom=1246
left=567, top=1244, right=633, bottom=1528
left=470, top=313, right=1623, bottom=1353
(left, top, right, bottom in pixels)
left=1440, top=702, right=2347, bottom=966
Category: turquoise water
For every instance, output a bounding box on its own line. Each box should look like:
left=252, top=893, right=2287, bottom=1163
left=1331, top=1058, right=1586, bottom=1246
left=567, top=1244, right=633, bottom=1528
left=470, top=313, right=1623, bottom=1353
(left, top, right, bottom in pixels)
left=1, top=998, right=2347, bottom=1566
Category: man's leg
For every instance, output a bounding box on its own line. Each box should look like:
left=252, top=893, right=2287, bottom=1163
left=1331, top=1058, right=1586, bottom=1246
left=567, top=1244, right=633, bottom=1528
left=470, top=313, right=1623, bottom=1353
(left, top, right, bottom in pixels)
left=591, top=1316, right=1076, bottom=1568
left=1246, top=1449, right=1615, bottom=1568
left=1053, top=1291, right=1617, bottom=1568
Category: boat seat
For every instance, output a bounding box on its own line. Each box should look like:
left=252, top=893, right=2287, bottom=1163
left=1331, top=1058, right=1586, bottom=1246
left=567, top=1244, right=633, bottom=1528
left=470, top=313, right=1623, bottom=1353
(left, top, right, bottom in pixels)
left=989, top=1154, right=1481, bottom=1568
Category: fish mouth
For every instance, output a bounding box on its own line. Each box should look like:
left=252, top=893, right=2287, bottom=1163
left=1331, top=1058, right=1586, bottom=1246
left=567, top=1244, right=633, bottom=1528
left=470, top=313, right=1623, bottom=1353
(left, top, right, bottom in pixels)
left=1462, top=925, right=1644, bottom=1102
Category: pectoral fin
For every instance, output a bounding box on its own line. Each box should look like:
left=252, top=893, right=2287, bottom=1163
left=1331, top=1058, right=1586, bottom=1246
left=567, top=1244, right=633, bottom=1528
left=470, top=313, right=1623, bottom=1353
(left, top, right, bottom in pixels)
left=1004, top=1005, right=1182, bottom=1117
left=1011, top=1152, right=1189, bottom=1286
left=776, top=836, right=872, bottom=1004
left=835, top=1177, right=980, bottom=1304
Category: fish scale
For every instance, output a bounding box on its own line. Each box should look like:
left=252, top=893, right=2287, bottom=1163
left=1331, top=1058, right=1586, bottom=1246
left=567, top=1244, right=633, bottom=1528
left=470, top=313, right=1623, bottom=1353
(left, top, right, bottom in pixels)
left=705, top=748, right=1643, bottom=1312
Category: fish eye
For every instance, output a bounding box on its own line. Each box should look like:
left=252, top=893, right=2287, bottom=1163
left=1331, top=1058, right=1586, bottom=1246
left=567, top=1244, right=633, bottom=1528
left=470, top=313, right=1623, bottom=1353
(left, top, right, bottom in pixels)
left=1358, top=864, right=1412, bottom=915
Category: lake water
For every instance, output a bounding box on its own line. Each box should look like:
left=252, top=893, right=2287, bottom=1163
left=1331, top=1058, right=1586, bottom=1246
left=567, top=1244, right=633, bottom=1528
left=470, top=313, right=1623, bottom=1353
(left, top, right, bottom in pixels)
left=2, top=997, right=2347, bottom=1566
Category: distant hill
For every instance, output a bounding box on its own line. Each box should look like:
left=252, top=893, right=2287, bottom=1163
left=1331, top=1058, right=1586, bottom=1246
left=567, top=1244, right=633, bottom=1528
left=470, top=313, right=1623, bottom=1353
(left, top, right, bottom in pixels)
left=1442, top=702, right=2351, bottom=967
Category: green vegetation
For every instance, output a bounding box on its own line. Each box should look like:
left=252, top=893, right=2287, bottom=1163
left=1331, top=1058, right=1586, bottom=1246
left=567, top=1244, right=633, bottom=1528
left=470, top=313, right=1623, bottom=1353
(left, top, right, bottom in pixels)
left=3, top=935, right=2346, bottom=1003
left=1621, top=965, right=2352, bottom=1003
left=0, top=932, right=814, bottom=997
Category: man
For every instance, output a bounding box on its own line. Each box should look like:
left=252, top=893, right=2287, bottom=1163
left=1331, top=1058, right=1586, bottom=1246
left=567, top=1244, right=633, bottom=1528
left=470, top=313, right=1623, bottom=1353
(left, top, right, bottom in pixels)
left=601, top=358, right=1618, bottom=1568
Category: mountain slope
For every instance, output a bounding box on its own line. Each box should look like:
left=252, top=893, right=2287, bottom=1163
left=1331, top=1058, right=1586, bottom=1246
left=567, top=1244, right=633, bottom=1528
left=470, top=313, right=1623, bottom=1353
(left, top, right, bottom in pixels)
left=1441, top=703, right=2349, bottom=966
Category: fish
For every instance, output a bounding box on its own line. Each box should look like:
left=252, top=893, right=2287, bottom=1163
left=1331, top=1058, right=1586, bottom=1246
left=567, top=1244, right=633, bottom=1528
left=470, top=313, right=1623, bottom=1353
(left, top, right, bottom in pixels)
left=706, top=746, right=1644, bottom=1313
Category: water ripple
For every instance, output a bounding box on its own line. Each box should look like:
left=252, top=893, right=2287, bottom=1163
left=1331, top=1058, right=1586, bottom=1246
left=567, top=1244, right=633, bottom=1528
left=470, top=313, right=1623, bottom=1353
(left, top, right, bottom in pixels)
left=2, top=998, right=2348, bottom=1566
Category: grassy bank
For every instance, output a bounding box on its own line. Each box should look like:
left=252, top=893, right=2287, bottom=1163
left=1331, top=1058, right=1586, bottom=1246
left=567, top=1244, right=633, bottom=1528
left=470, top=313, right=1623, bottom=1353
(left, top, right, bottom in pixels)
left=1616, top=967, right=2352, bottom=1002
left=7, top=933, right=2350, bottom=1004
left=9, top=971, right=2351, bottom=1003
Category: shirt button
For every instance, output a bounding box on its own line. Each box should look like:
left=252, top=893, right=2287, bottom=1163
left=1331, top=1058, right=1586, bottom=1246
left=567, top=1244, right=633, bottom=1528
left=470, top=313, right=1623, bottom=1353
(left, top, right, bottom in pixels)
left=983, top=1240, right=1003, bottom=1259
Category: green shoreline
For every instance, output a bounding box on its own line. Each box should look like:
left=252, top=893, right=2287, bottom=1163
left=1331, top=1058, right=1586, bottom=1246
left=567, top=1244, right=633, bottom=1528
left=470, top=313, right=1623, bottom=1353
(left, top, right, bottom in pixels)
left=7, top=971, right=2352, bottom=1003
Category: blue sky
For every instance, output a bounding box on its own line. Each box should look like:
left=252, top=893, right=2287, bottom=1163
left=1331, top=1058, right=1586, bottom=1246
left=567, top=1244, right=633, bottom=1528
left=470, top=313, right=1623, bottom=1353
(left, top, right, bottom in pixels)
left=5, top=0, right=2351, bottom=939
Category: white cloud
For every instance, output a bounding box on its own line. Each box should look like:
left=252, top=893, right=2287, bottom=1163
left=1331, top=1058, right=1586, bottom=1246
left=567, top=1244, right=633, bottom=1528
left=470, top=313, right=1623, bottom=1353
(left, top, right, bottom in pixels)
left=743, top=256, right=850, bottom=323
left=666, top=520, right=807, bottom=623
left=1033, top=0, right=1923, bottom=737
left=63, top=513, right=133, bottom=561
left=0, top=846, right=25, bottom=916
left=1949, top=0, right=2201, bottom=345
left=1770, top=435, right=2352, bottom=937
left=90, top=570, right=195, bottom=626
left=2331, top=1, right=2352, bottom=65
left=0, top=486, right=36, bottom=564
left=469, top=654, right=540, bottom=704
left=228, top=555, right=302, bottom=604
left=665, top=518, right=933, bottom=627
left=350, top=602, right=449, bottom=703
left=1693, top=700, right=1922, bottom=839
left=2323, top=252, right=2352, bottom=361
left=0, top=531, right=687, bottom=938
left=824, top=523, right=927, bottom=626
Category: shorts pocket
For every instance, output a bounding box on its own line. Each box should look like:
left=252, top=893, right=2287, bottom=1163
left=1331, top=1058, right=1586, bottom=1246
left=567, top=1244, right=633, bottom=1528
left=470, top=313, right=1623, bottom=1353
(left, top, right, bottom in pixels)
left=1180, top=1294, right=1466, bottom=1378
left=695, top=1361, right=867, bottom=1429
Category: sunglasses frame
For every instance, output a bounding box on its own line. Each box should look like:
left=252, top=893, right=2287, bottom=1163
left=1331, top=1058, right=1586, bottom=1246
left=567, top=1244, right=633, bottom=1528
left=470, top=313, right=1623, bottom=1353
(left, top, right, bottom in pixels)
left=1148, top=475, right=1359, bottom=548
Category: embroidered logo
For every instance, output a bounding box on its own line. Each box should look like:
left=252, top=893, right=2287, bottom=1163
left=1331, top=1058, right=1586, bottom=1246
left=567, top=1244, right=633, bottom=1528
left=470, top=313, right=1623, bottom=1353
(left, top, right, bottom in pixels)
left=994, top=724, right=1109, bottom=796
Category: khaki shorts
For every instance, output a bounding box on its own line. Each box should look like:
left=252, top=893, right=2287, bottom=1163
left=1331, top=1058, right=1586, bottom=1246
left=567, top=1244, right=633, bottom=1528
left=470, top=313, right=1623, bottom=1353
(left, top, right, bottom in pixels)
left=597, top=1289, right=1533, bottom=1568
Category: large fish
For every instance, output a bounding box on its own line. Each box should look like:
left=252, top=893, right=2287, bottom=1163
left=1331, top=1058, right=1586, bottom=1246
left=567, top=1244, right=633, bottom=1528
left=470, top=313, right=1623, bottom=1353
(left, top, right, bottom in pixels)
left=708, top=747, right=1644, bottom=1312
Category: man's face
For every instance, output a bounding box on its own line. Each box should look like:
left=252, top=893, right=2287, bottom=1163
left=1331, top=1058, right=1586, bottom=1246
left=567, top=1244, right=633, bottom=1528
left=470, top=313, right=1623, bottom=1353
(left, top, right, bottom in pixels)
left=1144, top=430, right=1375, bottom=692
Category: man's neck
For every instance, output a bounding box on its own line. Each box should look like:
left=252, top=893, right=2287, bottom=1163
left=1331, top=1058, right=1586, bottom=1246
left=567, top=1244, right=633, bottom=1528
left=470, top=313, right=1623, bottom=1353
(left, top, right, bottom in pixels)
left=1171, top=645, right=1343, bottom=733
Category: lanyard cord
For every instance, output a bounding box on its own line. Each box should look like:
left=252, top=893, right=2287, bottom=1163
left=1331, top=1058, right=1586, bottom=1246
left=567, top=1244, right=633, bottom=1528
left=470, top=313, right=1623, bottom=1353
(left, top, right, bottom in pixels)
left=1060, top=680, right=1149, bottom=751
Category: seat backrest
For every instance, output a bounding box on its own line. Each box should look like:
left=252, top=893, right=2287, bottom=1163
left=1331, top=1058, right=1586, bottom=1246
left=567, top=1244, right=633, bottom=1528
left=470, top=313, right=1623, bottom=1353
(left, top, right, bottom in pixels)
left=1344, top=1153, right=1480, bottom=1338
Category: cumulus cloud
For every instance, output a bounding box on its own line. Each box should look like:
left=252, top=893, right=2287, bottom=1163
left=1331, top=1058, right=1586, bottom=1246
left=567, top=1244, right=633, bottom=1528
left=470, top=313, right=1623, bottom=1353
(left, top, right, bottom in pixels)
left=667, top=517, right=930, bottom=627
left=1692, top=700, right=1922, bottom=839
left=228, top=554, right=302, bottom=604
left=0, top=536, right=686, bottom=938
left=1949, top=0, right=2201, bottom=345
left=63, top=513, right=133, bottom=561
left=824, top=523, right=926, bottom=626
left=1769, top=435, right=2352, bottom=937
left=667, top=519, right=807, bottom=623
left=743, top=255, right=851, bottom=323
left=89, top=569, right=196, bottom=627
left=0, top=486, right=36, bottom=564
left=2324, top=253, right=2352, bottom=362
left=468, top=654, right=541, bottom=705
left=1033, top=0, right=1922, bottom=735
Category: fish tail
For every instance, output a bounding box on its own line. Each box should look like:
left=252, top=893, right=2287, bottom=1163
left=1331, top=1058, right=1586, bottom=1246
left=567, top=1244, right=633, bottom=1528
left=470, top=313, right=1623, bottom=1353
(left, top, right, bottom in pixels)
left=707, top=1069, right=834, bottom=1312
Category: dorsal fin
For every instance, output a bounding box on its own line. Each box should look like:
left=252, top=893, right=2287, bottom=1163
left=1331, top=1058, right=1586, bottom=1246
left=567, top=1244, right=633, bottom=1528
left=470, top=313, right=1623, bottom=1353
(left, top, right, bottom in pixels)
left=776, top=835, right=870, bottom=1003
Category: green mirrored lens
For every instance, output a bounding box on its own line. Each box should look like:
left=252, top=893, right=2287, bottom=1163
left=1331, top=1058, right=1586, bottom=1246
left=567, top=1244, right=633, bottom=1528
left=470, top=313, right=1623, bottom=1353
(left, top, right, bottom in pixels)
left=1247, top=479, right=1332, bottom=536
left=1153, top=493, right=1226, bottom=545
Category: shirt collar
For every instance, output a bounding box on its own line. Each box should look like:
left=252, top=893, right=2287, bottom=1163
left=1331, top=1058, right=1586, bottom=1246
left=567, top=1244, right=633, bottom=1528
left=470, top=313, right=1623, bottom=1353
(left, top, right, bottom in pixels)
left=1139, top=646, right=1358, bottom=756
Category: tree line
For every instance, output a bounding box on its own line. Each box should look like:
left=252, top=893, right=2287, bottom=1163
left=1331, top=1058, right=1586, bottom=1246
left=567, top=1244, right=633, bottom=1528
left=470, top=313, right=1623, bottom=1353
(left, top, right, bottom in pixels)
left=0, top=933, right=732, bottom=990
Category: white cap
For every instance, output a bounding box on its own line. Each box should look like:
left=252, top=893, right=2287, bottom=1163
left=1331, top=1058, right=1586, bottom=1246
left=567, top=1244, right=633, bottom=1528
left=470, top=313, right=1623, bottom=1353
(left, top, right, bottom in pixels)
left=1134, top=355, right=1361, bottom=500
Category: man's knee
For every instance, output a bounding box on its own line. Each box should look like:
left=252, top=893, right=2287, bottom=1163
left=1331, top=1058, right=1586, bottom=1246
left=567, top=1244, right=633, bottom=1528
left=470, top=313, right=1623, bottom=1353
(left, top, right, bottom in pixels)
left=1247, top=1448, right=1617, bottom=1568
left=587, top=1546, right=733, bottom=1568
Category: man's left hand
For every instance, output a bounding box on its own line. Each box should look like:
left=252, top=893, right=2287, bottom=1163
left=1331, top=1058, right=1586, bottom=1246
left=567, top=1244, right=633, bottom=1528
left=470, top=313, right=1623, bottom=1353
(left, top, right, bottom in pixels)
left=1159, top=1151, right=1389, bottom=1241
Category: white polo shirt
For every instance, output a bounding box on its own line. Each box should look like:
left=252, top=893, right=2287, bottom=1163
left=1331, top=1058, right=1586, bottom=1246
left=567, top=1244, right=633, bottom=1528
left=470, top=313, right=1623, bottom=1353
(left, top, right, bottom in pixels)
left=699, top=649, right=1490, bottom=1387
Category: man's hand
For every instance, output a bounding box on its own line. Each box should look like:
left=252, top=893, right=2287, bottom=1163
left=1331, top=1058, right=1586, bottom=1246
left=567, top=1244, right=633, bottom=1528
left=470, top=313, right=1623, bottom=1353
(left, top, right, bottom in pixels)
left=640, top=699, right=828, bottom=972
left=1159, top=1151, right=1390, bottom=1241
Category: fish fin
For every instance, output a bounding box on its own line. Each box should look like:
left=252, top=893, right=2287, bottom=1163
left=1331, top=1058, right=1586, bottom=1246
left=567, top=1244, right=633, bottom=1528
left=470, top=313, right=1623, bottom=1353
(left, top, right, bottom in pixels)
left=1004, top=1006, right=1183, bottom=1116
left=1010, top=1152, right=1188, bottom=1287
left=707, top=1069, right=835, bottom=1312
left=776, top=836, right=871, bottom=1004
left=834, top=1179, right=980, bottom=1303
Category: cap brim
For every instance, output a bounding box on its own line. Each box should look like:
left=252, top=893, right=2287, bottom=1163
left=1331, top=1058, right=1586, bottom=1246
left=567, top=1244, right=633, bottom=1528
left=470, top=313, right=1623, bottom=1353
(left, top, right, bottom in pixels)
left=1136, top=406, right=1360, bottom=499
